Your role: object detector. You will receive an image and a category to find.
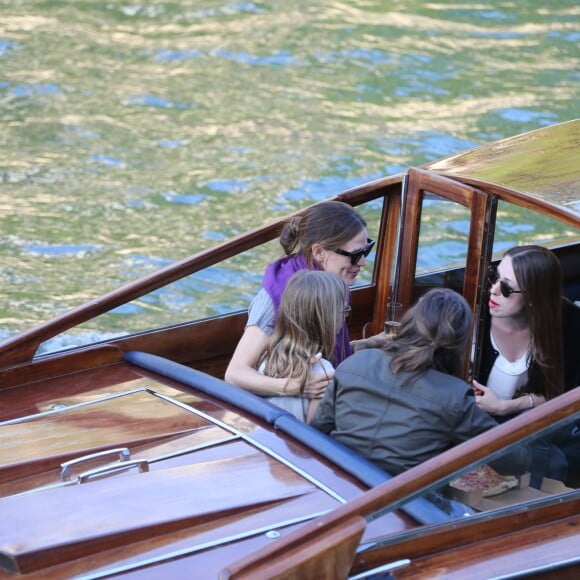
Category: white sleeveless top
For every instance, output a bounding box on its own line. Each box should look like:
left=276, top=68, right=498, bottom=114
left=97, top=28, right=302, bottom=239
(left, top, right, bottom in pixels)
left=487, top=331, right=529, bottom=400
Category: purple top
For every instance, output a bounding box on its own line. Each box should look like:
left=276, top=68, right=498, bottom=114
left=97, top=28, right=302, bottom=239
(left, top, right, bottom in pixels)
left=262, top=254, right=352, bottom=365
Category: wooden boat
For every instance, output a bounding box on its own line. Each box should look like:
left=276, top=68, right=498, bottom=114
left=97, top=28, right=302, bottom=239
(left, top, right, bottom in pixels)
left=0, top=119, right=578, bottom=579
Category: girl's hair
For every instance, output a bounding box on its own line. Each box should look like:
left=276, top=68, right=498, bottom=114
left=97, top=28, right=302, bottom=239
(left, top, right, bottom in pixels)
left=263, top=270, right=348, bottom=391
left=504, top=245, right=563, bottom=399
left=280, top=201, right=367, bottom=266
left=385, top=288, right=473, bottom=385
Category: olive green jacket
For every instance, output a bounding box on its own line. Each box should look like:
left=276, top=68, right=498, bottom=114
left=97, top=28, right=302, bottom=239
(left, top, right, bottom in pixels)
left=312, top=348, right=529, bottom=476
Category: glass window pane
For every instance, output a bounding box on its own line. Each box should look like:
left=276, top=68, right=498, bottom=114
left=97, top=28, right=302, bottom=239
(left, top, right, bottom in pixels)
left=413, top=192, right=471, bottom=297
left=492, top=200, right=578, bottom=258
left=37, top=199, right=384, bottom=355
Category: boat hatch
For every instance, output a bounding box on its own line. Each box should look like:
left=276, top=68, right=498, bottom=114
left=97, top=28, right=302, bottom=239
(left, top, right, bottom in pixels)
left=0, top=388, right=233, bottom=493
left=0, top=387, right=342, bottom=574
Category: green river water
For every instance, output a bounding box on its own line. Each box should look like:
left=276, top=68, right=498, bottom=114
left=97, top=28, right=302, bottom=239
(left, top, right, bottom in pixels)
left=1, top=1, right=578, bottom=351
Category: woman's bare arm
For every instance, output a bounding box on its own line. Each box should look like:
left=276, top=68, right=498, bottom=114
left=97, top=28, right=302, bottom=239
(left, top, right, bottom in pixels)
left=473, top=380, right=546, bottom=416
left=225, top=325, right=329, bottom=397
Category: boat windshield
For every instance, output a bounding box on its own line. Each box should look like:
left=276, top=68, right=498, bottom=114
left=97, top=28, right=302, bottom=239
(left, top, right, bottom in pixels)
left=360, top=406, right=579, bottom=549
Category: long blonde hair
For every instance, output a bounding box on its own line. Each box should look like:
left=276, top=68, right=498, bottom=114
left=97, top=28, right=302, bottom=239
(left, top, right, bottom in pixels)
left=263, top=271, right=348, bottom=392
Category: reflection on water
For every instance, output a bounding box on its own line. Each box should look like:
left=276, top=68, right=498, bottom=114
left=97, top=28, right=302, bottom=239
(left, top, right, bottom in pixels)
left=1, top=1, right=579, bottom=347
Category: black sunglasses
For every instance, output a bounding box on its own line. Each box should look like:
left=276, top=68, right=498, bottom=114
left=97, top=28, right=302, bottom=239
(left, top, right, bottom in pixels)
left=333, top=238, right=375, bottom=265
left=487, top=266, right=525, bottom=298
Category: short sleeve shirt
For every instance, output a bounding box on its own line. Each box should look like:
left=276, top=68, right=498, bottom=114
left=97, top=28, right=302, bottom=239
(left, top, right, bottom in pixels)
left=246, top=288, right=276, bottom=337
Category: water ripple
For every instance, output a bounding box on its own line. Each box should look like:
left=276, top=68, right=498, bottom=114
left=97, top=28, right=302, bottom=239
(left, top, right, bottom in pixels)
left=1, top=0, right=578, bottom=338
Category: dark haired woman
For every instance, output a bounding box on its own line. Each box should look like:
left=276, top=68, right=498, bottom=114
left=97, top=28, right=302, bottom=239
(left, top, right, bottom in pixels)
left=474, top=245, right=579, bottom=412
left=225, top=201, right=380, bottom=398
left=473, top=245, right=580, bottom=486
left=312, top=288, right=529, bottom=475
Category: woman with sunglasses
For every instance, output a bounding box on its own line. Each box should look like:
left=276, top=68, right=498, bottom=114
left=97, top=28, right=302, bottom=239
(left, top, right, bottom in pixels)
left=473, top=245, right=580, bottom=487
left=225, top=200, right=379, bottom=399
left=474, top=245, right=579, bottom=415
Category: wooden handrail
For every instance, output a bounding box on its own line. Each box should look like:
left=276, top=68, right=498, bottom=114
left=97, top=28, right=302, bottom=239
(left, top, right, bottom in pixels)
left=0, top=223, right=280, bottom=367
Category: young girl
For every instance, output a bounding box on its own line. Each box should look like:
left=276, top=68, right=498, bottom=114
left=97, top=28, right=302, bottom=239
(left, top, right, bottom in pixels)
left=260, top=270, right=350, bottom=423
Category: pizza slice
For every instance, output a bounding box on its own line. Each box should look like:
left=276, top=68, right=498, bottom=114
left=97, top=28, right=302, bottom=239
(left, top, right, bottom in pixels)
left=450, top=464, right=519, bottom=497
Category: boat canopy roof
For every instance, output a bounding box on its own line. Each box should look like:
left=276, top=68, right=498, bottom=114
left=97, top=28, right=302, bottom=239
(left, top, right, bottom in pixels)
left=425, top=118, right=580, bottom=218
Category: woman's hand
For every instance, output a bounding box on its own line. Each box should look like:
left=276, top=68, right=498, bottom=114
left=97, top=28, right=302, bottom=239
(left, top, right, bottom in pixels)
left=352, top=332, right=389, bottom=351
left=473, top=381, right=545, bottom=416
left=473, top=380, right=507, bottom=416
left=301, top=373, right=333, bottom=398
left=284, top=374, right=331, bottom=398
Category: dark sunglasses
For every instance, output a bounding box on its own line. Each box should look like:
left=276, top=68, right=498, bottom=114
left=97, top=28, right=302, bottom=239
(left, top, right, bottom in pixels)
left=487, top=266, right=525, bottom=298
left=333, top=238, right=375, bottom=265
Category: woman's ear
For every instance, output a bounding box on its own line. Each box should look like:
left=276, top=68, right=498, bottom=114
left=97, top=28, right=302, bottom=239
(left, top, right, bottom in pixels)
left=311, top=243, right=327, bottom=265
